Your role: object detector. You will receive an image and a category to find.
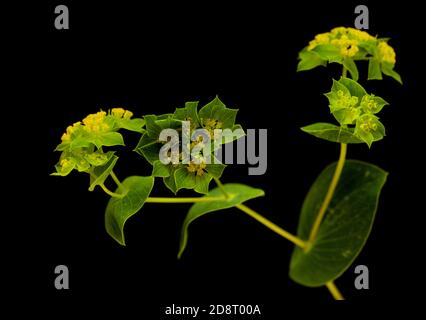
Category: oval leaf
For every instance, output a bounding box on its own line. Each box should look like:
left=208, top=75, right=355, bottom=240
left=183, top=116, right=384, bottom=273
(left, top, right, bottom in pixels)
left=301, top=123, right=363, bottom=144
left=178, top=183, right=265, bottom=258
left=105, top=176, right=154, bottom=245
left=289, top=160, right=387, bottom=287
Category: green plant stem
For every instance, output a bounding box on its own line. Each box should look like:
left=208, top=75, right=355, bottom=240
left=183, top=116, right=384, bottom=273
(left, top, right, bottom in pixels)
left=308, top=143, right=347, bottom=245
left=214, top=177, right=229, bottom=199
left=99, top=183, right=125, bottom=198
left=342, top=66, right=347, bottom=78
left=235, top=204, right=306, bottom=249
left=145, top=196, right=226, bottom=203
left=110, top=171, right=124, bottom=189
left=326, top=281, right=345, bottom=300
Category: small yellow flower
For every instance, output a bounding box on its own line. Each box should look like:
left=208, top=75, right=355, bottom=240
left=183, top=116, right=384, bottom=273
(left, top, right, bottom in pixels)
left=61, top=122, right=82, bottom=142
left=123, top=110, right=133, bottom=119
left=82, top=111, right=108, bottom=133
left=308, top=32, right=330, bottom=50
left=331, top=37, right=359, bottom=57
left=111, top=108, right=125, bottom=118
left=348, top=28, right=375, bottom=42
left=186, top=159, right=207, bottom=176
left=378, top=41, right=396, bottom=64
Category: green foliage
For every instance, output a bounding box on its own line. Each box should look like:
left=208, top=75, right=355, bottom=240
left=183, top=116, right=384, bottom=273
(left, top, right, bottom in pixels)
left=105, top=176, right=154, bottom=245
left=135, top=96, right=244, bottom=194
left=52, top=25, right=400, bottom=300
left=290, top=160, right=387, bottom=286
left=305, top=77, right=387, bottom=147
left=178, top=184, right=265, bottom=258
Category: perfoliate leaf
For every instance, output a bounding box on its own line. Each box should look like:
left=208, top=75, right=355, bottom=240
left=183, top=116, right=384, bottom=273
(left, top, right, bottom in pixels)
left=174, top=101, right=201, bottom=128
left=105, top=176, right=154, bottom=245
left=178, top=183, right=265, bottom=258
left=289, top=160, right=387, bottom=287
left=339, top=77, right=367, bottom=99
left=381, top=62, right=402, bottom=84
left=297, top=49, right=326, bottom=72
left=152, top=160, right=171, bottom=177
left=301, top=123, right=363, bottom=144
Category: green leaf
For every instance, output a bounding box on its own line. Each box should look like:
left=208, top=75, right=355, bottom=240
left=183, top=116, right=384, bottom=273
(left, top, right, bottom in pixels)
left=178, top=183, right=265, bottom=258
left=368, top=59, right=383, bottom=80
left=118, top=118, right=145, bottom=133
left=343, top=58, right=359, bottom=81
left=174, top=101, right=201, bottom=128
left=89, top=132, right=125, bottom=148
left=198, top=96, right=238, bottom=130
left=174, top=167, right=197, bottom=191
left=289, top=160, right=387, bottom=287
left=134, top=133, right=161, bottom=164
left=297, top=49, right=326, bottom=72
left=339, top=77, right=367, bottom=99
left=105, top=176, right=154, bottom=245
left=301, top=123, right=363, bottom=144
left=88, top=155, right=119, bottom=191
left=381, top=62, right=402, bottom=84
left=311, top=44, right=341, bottom=61
left=152, top=160, right=171, bottom=177
left=194, top=174, right=213, bottom=194
left=205, top=163, right=226, bottom=178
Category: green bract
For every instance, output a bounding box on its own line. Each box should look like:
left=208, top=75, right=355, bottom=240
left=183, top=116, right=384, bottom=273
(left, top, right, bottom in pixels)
left=135, top=96, right=245, bottom=194
left=302, top=77, right=388, bottom=147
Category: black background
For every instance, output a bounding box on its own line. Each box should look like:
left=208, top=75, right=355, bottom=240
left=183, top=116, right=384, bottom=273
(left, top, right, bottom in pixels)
left=15, top=0, right=423, bottom=313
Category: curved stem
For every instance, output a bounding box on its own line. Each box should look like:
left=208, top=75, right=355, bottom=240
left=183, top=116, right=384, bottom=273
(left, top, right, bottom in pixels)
left=110, top=171, right=124, bottom=189
left=308, top=143, right=347, bottom=245
left=145, top=196, right=226, bottom=203
left=214, top=177, right=229, bottom=199
left=236, top=204, right=306, bottom=249
left=326, top=281, right=345, bottom=300
left=99, top=183, right=125, bottom=198
left=342, top=66, right=347, bottom=78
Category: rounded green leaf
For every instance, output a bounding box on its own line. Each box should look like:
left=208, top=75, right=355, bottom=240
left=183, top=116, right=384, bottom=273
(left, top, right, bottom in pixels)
left=105, top=176, right=154, bottom=245
left=339, top=77, right=367, bottom=99
left=289, top=160, right=387, bottom=287
left=301, top=123, right=363, bottom=144
left=178, top=184, right=265, bottom=258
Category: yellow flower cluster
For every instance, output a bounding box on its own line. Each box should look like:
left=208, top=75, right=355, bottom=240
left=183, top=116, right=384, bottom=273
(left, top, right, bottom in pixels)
left=61, top=121, right=82, bottom=142
left=187, top=159, right=206, bottom=176
left=377, top=41, right=396, bottom=64
left=359, top=117, right=378, bottom=132
left=60, top=109, right=135, bottom=143
left=335, top=90, right=359, bottom=109
left=308, top=27, right=376, bottom=58
left=82, top=111, right=110, bottom=134
left=360, top=95, right=378, bottom=113
left=203, top=118, right=223, bottom=136
left=111, top=108, right=133, bottom=120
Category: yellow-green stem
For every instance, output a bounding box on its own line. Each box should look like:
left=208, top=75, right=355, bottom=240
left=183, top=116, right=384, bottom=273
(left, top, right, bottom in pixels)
left=326, top=281, right=345, bottom=300
left=110, top=171, right=124, bottom=189
left=145, top=196, right=226, bottom=203
left=99, top=183, right=125, bottom=198
left=214, top=177, right=229, bottom=199
left=342, top=67, right=347, bottom=78
left=236, top=204, right=306, bottom=249
left=308, top=143, right=347, bottom=245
